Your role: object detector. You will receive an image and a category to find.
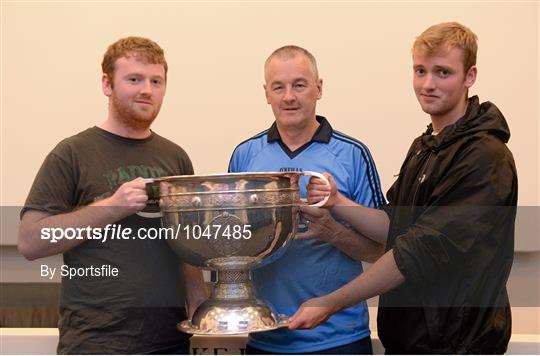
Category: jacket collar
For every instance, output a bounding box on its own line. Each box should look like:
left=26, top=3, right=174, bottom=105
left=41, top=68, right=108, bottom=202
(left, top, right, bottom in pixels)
left=421, top=96, right=510, bottom=150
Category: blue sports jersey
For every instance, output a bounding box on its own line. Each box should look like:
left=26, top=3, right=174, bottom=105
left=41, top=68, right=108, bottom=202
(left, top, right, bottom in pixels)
left=228, top=116, right=384, bottom=353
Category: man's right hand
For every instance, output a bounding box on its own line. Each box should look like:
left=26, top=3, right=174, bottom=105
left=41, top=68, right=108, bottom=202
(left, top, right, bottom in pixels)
left=105, top=177, right=149, bottom=216
left=18, top=177, right=150, bottom=260
left=306, top=172, right=339, bottom=208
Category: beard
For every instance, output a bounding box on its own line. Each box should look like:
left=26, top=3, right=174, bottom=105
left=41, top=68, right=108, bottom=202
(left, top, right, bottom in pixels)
left=110, top=93, right=160, bottom=131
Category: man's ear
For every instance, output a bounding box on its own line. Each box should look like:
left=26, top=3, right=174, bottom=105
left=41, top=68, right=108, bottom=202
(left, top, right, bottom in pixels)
left=465, top=66, right=477, bottom=89
left=102, top=73, right=113, bottom=97
left=316, top=78, right=323, bottom=100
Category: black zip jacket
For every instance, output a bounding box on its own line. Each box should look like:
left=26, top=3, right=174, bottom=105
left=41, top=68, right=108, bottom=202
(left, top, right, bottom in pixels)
left=378, top=96, right=518, bottom=354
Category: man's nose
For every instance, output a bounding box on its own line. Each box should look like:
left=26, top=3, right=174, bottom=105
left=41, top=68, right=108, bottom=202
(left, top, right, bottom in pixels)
left=140, top=79, right=153, bottom=95
left=422, top=73, right=436, bottom=90
left=283, top=86, right=296, bottom=102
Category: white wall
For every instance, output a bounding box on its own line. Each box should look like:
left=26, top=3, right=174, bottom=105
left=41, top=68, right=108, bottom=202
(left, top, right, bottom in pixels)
left=2, top=1, right=538, bottom=206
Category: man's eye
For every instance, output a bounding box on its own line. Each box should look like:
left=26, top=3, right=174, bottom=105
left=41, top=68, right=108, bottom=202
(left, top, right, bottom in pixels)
left=294, top=83, right=306, bottom=88
left=152, top=79, right=162, bottom=85
left=273, top=86, right=283, bottom=91
left=128, top=77, right=139, bottom=83
left=415, top=68, right=425, bottom=75
left=438, top=70, right=450, bottom=77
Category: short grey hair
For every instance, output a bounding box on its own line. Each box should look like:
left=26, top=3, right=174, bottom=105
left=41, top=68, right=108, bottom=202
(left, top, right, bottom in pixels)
left=264, top=45, right=319, bottom=81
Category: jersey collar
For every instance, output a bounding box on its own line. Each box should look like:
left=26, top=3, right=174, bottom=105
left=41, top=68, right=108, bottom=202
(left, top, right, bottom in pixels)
left=267, top=115, right=333, bottom=144
left=267, top=115, right=333, bottom=159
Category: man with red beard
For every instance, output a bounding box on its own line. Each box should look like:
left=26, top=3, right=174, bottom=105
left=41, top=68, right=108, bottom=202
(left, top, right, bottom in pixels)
left=18, top=37, right=206, bottom=354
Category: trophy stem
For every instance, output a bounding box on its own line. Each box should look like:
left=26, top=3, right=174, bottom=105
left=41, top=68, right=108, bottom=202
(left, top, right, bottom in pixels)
left=212, top=269, right=256, bottom=300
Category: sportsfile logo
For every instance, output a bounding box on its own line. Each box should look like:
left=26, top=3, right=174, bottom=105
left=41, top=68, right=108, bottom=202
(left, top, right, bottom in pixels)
left=40, top=224, right=253, bottom=243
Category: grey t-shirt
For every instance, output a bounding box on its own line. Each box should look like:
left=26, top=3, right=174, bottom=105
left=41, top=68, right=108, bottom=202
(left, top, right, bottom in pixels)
left=23, top=126, right=194, bottom=354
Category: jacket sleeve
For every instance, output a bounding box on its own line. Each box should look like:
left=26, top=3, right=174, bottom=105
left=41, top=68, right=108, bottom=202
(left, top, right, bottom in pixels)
left=392, top=137, right=517, bottom=287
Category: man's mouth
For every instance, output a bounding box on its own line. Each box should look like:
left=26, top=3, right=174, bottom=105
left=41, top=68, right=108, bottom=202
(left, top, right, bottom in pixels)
left=420, top=94, right=440, bottom=102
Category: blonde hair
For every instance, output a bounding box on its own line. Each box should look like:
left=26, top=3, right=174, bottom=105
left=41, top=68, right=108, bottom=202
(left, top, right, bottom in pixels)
left=102, top=36, right=167, bottom=80
left=413, top=22, right=478, bottom=71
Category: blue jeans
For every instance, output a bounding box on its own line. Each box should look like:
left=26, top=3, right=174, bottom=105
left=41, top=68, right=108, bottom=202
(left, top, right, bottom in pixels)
left=246, top=336, right=373, bottom=355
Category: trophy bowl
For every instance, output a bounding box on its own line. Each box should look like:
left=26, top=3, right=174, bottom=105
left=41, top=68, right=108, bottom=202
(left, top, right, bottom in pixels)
left=146, top=171, right=328, bottom=335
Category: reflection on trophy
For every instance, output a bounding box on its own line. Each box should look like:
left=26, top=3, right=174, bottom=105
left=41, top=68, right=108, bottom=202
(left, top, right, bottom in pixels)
left=147, top=171, right=328, bottom=335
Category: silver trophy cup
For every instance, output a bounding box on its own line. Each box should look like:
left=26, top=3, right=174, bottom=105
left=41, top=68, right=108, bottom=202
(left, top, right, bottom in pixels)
left=142, top=171, right=328, bottom=335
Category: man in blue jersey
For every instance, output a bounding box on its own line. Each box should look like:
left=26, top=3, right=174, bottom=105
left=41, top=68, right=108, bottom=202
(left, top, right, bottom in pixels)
left=228, top=45, right=386, bottom=354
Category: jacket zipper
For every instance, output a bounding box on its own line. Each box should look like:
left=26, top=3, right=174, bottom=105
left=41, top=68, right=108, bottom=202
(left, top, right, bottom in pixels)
left=411, top=149, right=433, bottom=204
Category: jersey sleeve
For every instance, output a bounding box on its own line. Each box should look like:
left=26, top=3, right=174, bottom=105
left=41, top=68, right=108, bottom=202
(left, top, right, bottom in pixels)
left=350, top=144, right=385, bottom=209
left=228, top=143, right=247, bottom=173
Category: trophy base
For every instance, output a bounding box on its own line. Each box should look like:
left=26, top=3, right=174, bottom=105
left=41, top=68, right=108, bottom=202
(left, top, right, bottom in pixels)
left=178, top=265, right=291, bottom=335
left=178, top=304, right=289, bottom=335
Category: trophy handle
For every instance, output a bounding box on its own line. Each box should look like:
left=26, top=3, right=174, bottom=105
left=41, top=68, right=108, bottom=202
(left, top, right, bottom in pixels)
left=301, top=171, right=330, bottom=207
left=136, top=178, right=163, bottom=218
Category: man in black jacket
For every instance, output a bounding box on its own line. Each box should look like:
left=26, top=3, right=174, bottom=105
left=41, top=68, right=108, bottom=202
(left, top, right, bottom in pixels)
left=287, top=22, right=518, bottom=354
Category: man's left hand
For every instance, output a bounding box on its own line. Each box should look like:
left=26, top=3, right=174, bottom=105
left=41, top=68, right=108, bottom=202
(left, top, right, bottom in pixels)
left=296, top=205, right=345, bottom=243
left=288, top=297, right=335, bottom=330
